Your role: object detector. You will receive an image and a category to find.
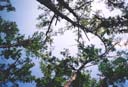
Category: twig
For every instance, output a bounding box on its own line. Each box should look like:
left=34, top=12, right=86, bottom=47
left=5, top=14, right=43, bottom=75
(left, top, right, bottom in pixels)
left=43, top=14, right=56, bottom=45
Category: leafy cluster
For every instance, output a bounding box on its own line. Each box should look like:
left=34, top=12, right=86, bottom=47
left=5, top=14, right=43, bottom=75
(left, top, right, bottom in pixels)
left=1, top=0, right=128, bottom=87
left=36, top=0, right=128, bottom=87
left=0, top=7, right=46, bottom=86
left=0, top=0, right=15, bottom=11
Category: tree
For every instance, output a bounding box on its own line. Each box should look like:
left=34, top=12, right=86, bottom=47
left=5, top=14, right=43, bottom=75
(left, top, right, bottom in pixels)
left=1, top=0, right=128, bottom=87
left=0, top=16, right=48, bottom=87
left=0, top=0, right=53, bottom=86
left=35, top=47, right=100, bottom=87
left=36, top=0, right=128, bottom=87
left=0, top=0, right=15, bottom=11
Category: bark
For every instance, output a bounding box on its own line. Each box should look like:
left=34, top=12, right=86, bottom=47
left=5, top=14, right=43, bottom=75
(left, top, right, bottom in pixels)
left=64, top=72, right=77, bottom=87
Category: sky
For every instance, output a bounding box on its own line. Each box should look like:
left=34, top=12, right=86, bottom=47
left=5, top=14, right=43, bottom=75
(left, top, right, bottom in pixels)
left=0, top=0, right=40, bottom=35
left=0, top=0, right=78, bottom=86
left=0, top=0, right=128, bottom=87
left=0, top=0, right=42, bottom=87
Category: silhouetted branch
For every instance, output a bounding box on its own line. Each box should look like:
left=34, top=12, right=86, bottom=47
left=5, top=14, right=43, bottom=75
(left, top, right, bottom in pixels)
left=43, top=14, right=56, bottom=45
left=37, top=0, right=92, bottom=40
left=57, top=0, right=79, bottom=19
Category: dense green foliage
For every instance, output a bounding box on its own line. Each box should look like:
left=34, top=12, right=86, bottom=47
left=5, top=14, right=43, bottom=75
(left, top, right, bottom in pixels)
left=36, top=0, right=128, bottom=87
left=36, top=46, right=100, bottom=87
left=99, top=56, right=128, bottom=86
left=0, top=4, right=47, bottom=86
left=1, top=0, right=128, bottom=87
left=0, top=17, right=47, bottom=87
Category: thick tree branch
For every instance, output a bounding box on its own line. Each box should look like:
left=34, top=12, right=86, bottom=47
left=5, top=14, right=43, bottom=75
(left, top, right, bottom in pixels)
left=37, top=0, right=93, bottom=34
left=64, top=72, right=77, bottom=87
left=57, top=0, right=79, bottom=19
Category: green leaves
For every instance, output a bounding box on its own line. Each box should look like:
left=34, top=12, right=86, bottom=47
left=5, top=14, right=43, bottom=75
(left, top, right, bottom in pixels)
left=113, top=57, right=126, bottom=65
left=0, top=0, right=15, bottom=11
left=98, top=56, right=128, bottom=86
left=37, top=44, right=102, bottom=87
left=79, top=45, right=100, bottom=64
left=0, top=17, right=46, bottom=86
left=1, top=0, right=128, bottom=86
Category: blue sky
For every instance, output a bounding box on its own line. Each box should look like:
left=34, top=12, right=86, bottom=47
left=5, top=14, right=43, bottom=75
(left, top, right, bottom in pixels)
left=1, top=0, right=128, bottom=87
left=0, top=0, right=40, bottom=36
left=0, top=0, right=78, bottom=87
left=0, top=0, right=42, bottom=87
left=0, top=0, right=78, bottom=56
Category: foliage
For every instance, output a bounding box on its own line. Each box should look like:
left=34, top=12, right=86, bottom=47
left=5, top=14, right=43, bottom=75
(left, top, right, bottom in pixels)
left=36, top=47, right=100, bottom=87
left=0, top=0, right=15, bottom=11
left=36, top=0, right=128, bottom=87
left=1, top=0, right=128, bottom=87
left=0, top=17, right=46, bottom=86
left=99, top=55, right=128, bottom=86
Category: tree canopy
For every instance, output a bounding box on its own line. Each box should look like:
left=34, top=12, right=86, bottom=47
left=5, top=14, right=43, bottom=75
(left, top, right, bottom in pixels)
left=0, top=2, right=47, bottom=86
left=0, top=16, right=48, bottom=86
left=0, top=0, right=15, bottom=11
left=1, top=0, right=128, bottom=87
left=36, top=0, right=128, bottom=87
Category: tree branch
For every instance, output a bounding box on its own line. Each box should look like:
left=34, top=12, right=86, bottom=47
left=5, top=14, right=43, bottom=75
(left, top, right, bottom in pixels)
left=43, top=14, right=56, bottom=45
left=57, top=0, right=79, bottom=19
left=37, top=0, right=93, bottom=36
